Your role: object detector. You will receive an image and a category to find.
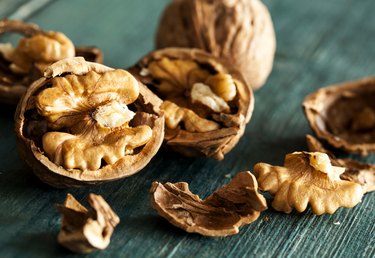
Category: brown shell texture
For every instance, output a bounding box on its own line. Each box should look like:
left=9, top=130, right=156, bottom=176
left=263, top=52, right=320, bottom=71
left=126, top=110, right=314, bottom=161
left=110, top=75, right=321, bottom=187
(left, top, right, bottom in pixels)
left=56, top=193, right=120, bottom=253
left=306, top=134, right=375, bottom=193
left=129, top=47, right=253, bottom=160
left=156, top=0, right=276, bottom=90
left=303, top=77, right=375, bottom=155
left=15, top=57, right=165, bottom=188
left=0, top=19, right=103, bottom=105
left=150, top=171, right=267, bottom=237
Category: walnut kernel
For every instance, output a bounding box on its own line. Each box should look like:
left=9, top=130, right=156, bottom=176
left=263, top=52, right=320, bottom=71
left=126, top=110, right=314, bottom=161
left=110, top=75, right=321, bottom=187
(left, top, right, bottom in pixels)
left=253, top=152, right=364, bottom=215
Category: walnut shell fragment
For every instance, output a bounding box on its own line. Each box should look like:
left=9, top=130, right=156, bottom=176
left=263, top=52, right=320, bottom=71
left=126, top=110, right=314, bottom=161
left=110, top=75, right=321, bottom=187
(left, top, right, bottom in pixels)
left=15, top=57, right=164, bottom=188
left=306, top=134, right=375, bottom=193
left=253, top=152, right=364, bottom=215
left=130, top=48, right=253, bottom=160
left=0, top=19, right=103, bottom=105
left=55, top=193, right=119, bottom=254
left=156, top=0, right=276, bottom=90
left=150, top=171, right=267, bottom=237
left=303, top=77, right=375, bottom=156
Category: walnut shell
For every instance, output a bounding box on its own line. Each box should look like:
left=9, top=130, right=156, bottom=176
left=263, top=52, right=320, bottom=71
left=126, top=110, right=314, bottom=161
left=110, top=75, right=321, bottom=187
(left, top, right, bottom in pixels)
left=150, top=171, right=267, bottom=237
left=129, top=48, right=253, bottom=160
left=0, top=19, right=103, bottom=105
left=155, top=0, right=276, bottom=90
left=15, top=57, right=164, bottom=188
left=303, top=77, right=375, bottom=156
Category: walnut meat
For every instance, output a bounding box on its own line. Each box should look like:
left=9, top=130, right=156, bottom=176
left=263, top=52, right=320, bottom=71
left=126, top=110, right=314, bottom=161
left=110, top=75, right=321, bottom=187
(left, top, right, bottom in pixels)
left=56, top=193, right=119, bottom=253
left=130, top=48, right=253, bottom=160
left=253, top=152, right=364, bottom=215
left=156, top=0, right=276, bottom=90
left=303, top=77, right=375, bottom=156
left=15, top=57, right=164, bottom=188
left=0, top=19, right=103, bottom=105
left=150, top=171, right=267, bottom=237
left=306, top=135, right=375, bottom=193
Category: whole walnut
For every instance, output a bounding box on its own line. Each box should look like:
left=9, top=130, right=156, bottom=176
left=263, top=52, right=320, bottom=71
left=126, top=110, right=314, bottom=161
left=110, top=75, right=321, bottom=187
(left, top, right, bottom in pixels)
left=156, top=0, right=276, bottom=90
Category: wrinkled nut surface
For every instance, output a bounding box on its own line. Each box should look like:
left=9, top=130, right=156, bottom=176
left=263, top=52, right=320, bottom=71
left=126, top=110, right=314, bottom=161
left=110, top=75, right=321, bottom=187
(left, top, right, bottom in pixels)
left=56, top=193, right=120, bottom=254
left=150, top=171, right=267, bottom=237
left=306, top=134, right=375, bottom=193
left=15, top=57, right=164, bottom=187
left=303, top=77, right=375, bottom=156
left=130, top=48, right=253, bottom=160
left=253, top=152, right=364, bottom=215
left=0, top=19, right=103, bottom=105
left=156, top=0, right=276, bottom=90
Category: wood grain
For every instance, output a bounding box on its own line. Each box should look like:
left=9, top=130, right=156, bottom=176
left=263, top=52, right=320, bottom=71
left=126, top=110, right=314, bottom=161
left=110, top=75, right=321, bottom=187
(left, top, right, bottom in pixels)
left=0, top=0, right=374, bottom=257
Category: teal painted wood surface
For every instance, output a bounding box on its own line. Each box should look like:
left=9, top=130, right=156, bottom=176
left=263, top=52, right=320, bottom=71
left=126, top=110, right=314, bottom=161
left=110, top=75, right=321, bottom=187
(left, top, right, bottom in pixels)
left=0, top=0, right=374, bottom=257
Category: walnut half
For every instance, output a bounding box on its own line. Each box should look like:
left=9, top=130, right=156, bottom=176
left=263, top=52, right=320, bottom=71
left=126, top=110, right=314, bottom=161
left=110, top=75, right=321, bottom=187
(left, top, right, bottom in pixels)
left=0, top=19, right=103, bottom=105
left=253, top=152, right=364, bottom=215
left=55, top=193, right=119, bottom=254
left=15, top=57, right=164, bottom=187
left=130, top=48, right=253, bottom=160
left=303, top=77, right=375, bottom=155
left=150, top=171, right=267, bottom=237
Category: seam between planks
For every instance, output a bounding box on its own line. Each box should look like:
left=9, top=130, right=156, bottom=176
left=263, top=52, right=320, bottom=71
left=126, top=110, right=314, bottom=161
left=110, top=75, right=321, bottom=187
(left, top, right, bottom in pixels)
left=7, top=0, right=53, bottom=20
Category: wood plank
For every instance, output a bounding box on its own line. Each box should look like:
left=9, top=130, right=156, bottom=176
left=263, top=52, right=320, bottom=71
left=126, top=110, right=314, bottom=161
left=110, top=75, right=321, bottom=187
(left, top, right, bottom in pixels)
left=0, top=0, right=374, bottom=257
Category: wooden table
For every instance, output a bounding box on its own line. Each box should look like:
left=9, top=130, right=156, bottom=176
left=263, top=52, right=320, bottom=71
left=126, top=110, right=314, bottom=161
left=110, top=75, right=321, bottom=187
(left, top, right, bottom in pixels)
left=0, top=0, right=374, bottom=257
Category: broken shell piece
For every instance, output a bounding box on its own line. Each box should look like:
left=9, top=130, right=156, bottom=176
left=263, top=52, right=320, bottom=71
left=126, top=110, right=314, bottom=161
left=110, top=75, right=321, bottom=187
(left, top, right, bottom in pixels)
left=306, top=134, right=375, bottom=193
left=56, top=193, right=120, bottom=254
left=15, top=57, right=164, bottom=187
left=150, top=171, right=267, bottom=237
left=130, top=48, right=253, bottom=160
left=253, top=152, right=364, bottom=215
left=0, top=19, right=103, bottom=105
left=303, top=77, right=375, bottom=156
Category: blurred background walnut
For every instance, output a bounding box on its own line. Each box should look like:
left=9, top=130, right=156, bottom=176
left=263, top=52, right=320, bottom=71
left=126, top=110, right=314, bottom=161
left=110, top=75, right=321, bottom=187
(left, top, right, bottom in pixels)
left=253, top=152, right=364, bottom=215
left=15, top=57, right=164, bottom=187
left=156, top=0, right=276, bottom=90
left=130, top=48, right=253, bottom=160
left=56, top=193, right=119, bottom=254
left=0, top=19, right=103, bottom=105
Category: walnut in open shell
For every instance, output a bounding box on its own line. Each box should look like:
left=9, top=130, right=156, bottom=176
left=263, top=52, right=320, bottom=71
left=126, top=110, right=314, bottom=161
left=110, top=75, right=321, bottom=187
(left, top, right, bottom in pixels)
left=155, top=0, right=276, bottom=90
left=130, top=48, right=253, bottom=160
left=303, top=77, right=375, bottom=156
left=15, top=57, right=164, bottom=188
left=0, top=19, right=103, bottom=105
left=150, top=171, right=267, bottom=237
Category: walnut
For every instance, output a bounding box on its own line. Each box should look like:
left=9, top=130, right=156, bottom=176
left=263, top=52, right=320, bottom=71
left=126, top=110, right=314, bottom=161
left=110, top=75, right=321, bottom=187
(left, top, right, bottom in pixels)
left=306, top=134, right=375, bottom=193
left=55, top=193, right=119, bottom=253
left=155, top=0, right=276, bottom=90
left=0, top=19, right=103, bottom=105
left=130, top=48, right=253, bottom=160
left=15, top=57, right=164, bottom=188
left=253, top=152, right=364, bottom=215
left=150, top=171, right=267, bottom=237
left=303, top=77, right=375, bottom=156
